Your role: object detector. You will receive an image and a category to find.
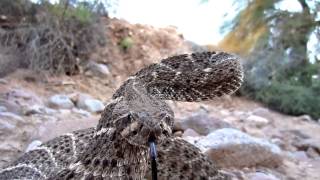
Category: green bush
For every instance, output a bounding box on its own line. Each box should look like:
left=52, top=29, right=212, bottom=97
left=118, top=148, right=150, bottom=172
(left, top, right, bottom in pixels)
left=47, top=3, right=93, bottom=24
left=241, top=52, right=320, bottom=119
left=119, top=37, right=134, bottom=51
left=253, top=81, right=320, bottom=119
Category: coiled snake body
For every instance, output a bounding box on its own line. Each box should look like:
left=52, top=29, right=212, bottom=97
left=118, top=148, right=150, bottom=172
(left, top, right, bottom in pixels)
left=0, top=51, right=243, bottom=179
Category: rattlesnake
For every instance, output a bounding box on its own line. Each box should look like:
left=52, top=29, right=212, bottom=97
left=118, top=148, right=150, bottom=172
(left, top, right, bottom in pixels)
left=0, top=51, right=243, bottom=179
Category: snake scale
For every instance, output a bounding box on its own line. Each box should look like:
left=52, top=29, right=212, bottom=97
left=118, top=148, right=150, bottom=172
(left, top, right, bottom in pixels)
left=0, top=51, right=243, bottom=179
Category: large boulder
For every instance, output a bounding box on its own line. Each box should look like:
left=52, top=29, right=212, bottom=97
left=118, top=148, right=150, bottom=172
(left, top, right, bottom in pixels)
left=76, top=93, right=104, bottom=113
left=85, top=61, right=110, bottom=77
left=176, top=111, right=231, bottom=135
left=48, top=94, right=74, bottom=109
left=196, top=128, right=283, bottom=168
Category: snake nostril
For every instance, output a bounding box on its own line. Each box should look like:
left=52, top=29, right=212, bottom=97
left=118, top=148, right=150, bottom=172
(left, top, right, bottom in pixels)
left=163, top=130, right=169, bottom=137
left=159, top=123, right=164, bottom=129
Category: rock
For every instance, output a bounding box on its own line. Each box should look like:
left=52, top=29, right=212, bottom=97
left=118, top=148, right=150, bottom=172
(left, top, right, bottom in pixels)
left=43, top=107, right=58, bottom=115
left=297, top=115, right=313, bottom=122
left=173, top=131, right=183, bottom=137
left=23, top=104, right=45, bottom=116
left=285, top=129, right=310, bottom=139
left=85, top=61, right=110, bottom=77
left=1, top=88, right=43, bottom=114
left=223, top=116, right=239, bottom=123
left=252, top=107, right=270, bottom=116
left=232, top=110, right=247, bottom=117
left=196, top=128, right=282, bottom=168
left=0, top=120, right=16, bottom=131
left=48, top=94, right=74, bottom=109
left=0, top=106, right=7, bottom=112
left=220, top=109, right=230, bottom=116
left=183, top=136, right=202, bottom=146
left=9, top=89, right=43, bottom=103
left=173, top=121, right=184, bottom=132
left=306, top=147, right=320, bottom=158
left=246, top=115, right=269, bottom=127
left=0, top=79, right=8, bottom=84
left=294, top=138, right=320, bottom=153
left=247, top=172, right=280, bottom=180
left=290, top=151, right=309, bottom=161
left=76, top=94, right=104, bottom=113
left=178, top=111, right=231, bottom=135
left=0, top=112, right=24, bottom=134
left=58, top=109, right=72, bottom=114
left=82, top=99, right=104, bottom=113
left=0, top=112, right=24, bottom=122
left=0, top=100, right=21, bottom=115
left=25, top=140, right=42, bottom=152
left=182, top=128, right=200, bottom=137
left=72, top=108, right=91, bottom=117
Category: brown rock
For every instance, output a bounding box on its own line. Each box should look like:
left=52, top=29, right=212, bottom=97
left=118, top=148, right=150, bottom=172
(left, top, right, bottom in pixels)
left=178, top=111, right=231, bottom=135
left=182, top=128, right=200, bottom=138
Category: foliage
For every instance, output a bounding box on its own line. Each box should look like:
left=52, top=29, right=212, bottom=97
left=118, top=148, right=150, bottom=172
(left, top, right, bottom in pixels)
left=219, top=0, right=278, bottom=55
left=215, top=0, right=320, bottom=119
left=47, top=2, right=93, bottom=23
left=119, top=37, right=134, bottom=51
left=253, top=81, right=320, bottom=119
left=0, top=0, right=111, bottom=75
left=242, top=47, right=320, bottom=119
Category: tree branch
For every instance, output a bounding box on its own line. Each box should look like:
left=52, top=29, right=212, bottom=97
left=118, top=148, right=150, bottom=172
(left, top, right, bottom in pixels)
left=297, top=0, right=310, bottom=15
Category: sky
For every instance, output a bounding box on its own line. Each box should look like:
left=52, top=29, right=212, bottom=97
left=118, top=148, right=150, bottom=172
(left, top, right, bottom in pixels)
left=112, top=0, right=303, bottom=45
left=113, top=0, right=236, bottom=45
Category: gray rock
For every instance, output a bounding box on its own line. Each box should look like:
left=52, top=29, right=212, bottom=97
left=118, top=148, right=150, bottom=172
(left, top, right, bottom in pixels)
left=294, top=138, right=320, bottom=153
left=58, top=109, right=72, bottom=114
left=252, top=107, right=270, bottom=116
left=84, top=99, right=104, bottom=113
left=247, top=172, right=280, bottom=180
left=0, top=112, right=24, bottom=134
left=173, top=131, right=183, bottom=137
left=72, top=108, right=91, bottom=117
left=0, top=106, right=7, bottom=112
left=0, top=79, right=8, bottom=84
left=306, top=147, right=320, bottom=158
left=48, top=94, right=74, bottom=109
left=1, top=88, right=43, bottom=114
left=178, top=111, right=231, bottom=135
left=246, top=115, right=269, bottom=127
left=76, top=94, right=104, bottom=113
left=196, top=128, right=282, bottom=168
left=23, top=104, right=45, bottom=115
left=0, top=112, right=24, bottom=122
left=0, top=120, right=16, bottom=131
left=297, top=114, right=313, bottom=122
left=289, top=151, right=309, bottom=161
left=182, top=128, right=200, bottom=137
left=85, top=61, right=110, bottom=77
left=43, top=107, right=58, bottom=115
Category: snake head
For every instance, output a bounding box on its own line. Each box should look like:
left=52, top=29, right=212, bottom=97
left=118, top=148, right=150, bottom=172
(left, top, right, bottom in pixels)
left=118, top=110, right=173, bottom=148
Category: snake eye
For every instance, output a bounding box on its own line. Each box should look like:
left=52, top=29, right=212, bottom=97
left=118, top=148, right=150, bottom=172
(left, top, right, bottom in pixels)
left=128, top=113, right=132, bottom=121
left=160, top=113, right=172, bottom=126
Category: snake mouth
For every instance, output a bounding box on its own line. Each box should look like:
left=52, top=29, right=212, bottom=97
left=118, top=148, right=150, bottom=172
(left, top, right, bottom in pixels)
left=120, top=120, right=171, bottom=148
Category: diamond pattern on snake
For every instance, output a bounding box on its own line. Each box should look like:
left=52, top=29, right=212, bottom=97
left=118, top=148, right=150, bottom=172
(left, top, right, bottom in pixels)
left=0, top=51, right=243, bottom=180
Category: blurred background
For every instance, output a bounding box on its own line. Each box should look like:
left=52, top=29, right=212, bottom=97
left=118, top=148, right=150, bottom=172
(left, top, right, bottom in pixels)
left=0, top=0, right=319, bottom=179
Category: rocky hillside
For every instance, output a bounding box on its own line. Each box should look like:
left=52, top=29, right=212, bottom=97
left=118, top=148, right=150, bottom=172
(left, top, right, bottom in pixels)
left=0, top=18, right=320, bottom=180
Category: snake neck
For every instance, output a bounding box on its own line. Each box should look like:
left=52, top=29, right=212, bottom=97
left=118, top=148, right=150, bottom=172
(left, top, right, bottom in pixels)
left=67, top=128, right=149, bottom=179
